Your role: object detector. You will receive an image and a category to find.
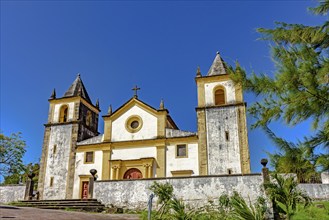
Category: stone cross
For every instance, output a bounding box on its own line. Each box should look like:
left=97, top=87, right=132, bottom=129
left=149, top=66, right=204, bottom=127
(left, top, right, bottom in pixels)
left=132, top=85, right=140, bottom=98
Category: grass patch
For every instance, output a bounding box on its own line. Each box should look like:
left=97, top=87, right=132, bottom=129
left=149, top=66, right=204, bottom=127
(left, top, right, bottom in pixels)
left=293, top=201, right=329, bottom=220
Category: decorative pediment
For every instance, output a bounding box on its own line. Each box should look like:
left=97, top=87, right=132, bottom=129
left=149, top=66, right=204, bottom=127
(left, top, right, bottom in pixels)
left=103, top=97, right=178, bottom=142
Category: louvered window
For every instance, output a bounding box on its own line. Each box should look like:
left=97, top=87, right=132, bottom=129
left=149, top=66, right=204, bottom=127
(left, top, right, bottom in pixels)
left=215, top=88, right=225, bottom=105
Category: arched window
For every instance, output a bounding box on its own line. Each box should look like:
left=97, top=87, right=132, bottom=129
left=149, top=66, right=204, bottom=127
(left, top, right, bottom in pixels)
left=214, top=87, right=226, bottom=105
left=59, top=105, right=68, bottom=123
left=86, top=110, right=92, bottom=126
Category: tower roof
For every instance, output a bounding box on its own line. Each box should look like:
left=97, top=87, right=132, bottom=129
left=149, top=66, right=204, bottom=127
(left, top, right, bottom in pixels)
left=207, top=52, right=227, bottom=76
left=63, top=74, right=92, bottom=103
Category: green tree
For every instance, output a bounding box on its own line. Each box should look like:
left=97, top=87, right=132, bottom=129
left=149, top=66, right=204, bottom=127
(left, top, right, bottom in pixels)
left=264, top=173, right=311, bottom=220
left=0, top=132, right=26, bottom=180
left=265, top=126, right=318, bottom=183
left=228, top=0, right=329, bottom=171
left=3, top=163, right=39, bottom=188
left=230, top=192, right=267, bottom=220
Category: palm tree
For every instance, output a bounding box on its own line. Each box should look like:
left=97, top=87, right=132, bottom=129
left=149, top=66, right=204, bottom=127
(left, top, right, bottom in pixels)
left=229, top=192, right=267, bottom=220
left=264, top=173, right=311, bottom=220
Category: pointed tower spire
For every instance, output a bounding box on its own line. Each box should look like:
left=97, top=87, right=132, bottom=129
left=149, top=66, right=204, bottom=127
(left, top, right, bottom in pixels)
left=77, top=86, right=82, bottom=96
left=63, top=74, right=92, bottom=104
left=207, top=51, right=227, bottom=76
left=50, top=88, right=56, bottom=99
left=96, top=99, right=100, bottom=109
left=196, top=66, right=202, bottom=77
left=108, top=105, right=112, bottom=115
left=159, top=99, right=164, bottom=110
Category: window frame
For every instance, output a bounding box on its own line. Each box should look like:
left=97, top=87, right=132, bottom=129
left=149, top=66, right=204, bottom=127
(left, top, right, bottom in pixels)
left=225, top=131, right=230, bottom=141
left=175, top=144, right=188, bottom=158
left=53, top=144, right=57, bottom=155
left=86, top=110, right=92, bottom=126
left=84, top=151, right=94, bottom=164
left=50, top=177, right=54, bottom=187
left=213, top=86, right=226, bottom=106
left=125, top=115, right=143, bottom=133
left=59, top=105, right=69, bottom=123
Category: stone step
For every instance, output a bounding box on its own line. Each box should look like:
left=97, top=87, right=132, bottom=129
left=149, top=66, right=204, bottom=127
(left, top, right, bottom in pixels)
left=16, top=202, right=104, bottom=207
left=14, top=199, right=106, bottom=212
left=19, top=201, right=102, bottom=205
left=19, top=199, right=98, bottom=203
left=38, top=206, right=105, bottom=212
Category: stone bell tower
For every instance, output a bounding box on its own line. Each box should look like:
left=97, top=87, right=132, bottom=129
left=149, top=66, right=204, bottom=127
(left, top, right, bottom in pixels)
left=38, top=74, right=100, bottom=200
left=196, top=52, right=250, bottom=175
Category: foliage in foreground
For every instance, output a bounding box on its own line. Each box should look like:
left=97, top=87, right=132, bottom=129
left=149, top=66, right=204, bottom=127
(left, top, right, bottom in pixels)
left=145, top=181, right=267, bottom=220
left=264, top=173, right=312, bottom=220
left=292, top=201, right=329, bottom=220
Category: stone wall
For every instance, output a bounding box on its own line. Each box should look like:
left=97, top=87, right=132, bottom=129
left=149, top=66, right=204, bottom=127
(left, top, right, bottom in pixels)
left=43, top=124, right=73, bottom=199
left=0, top=184, right=25, bottom=203
left=206, top=106, right=242, bottom=174
left=298, top=184, right=329, bottom=200
left=321, top=171, right=329, bottom=184
left=94, top=174, right=264, bottom=210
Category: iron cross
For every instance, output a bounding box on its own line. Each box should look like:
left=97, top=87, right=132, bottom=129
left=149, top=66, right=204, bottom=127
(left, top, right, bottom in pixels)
left=132, top=85, right=140, bottom=98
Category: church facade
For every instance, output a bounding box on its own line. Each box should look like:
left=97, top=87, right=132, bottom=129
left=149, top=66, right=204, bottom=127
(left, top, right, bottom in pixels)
left=37, top=52, right=251, bottom=200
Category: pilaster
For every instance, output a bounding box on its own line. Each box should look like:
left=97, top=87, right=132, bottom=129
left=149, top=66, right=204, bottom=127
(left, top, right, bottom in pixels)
left=38, top=126, right=51, bottom=200
left=237, top=105, right=251, bottom=173
left=156, top=145, right=166, bottom=177
left=102, top=150, right=111, bottom=180
left=65, top=123, right=79, bottom=199
left=196, top=109, right=208, bottom=175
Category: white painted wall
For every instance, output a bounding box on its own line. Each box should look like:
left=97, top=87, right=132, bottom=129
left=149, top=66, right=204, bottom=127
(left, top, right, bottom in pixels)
left=52, top=102, right=75, bottom=123
left=204, top=80, right=236, bottom=106
left=111, top=147, right=157, bottom=160
left=72, top=150, right=103, bottom=199
left=111, top=105, right=158, bottom=142
left=166, top=143, right=199, bottom=177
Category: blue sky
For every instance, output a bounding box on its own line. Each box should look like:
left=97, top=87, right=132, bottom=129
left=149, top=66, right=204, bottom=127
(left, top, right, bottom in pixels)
left=1, top=0, right=325, bottom=173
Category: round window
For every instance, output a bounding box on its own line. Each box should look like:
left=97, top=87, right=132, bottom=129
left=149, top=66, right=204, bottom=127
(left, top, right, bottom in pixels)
left=125, top=115, right=143, bottom=133
left=130, top=120, right=139, bottom=129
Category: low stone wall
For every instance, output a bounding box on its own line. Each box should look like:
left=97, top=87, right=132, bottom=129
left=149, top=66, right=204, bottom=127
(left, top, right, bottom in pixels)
left=298, top=184, right=329, bottom=200
left=94, top=174, right=264, bottom=209
left=321, top=171, right=329, bottom=184
left=0, top=184, right=25, bottom=204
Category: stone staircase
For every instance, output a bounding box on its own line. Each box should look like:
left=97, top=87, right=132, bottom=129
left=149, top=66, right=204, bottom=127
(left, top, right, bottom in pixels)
left=12, top=199, right=106, bottom=212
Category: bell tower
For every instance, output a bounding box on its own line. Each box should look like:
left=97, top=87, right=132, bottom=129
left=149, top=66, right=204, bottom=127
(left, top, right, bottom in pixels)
left=38, top=74, right=100, bottom=200
left=196, top=52, right=250, bottom=175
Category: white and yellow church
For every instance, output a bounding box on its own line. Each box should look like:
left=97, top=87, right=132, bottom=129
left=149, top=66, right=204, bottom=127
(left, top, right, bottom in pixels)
left=38, top=52, right=251, bottom=200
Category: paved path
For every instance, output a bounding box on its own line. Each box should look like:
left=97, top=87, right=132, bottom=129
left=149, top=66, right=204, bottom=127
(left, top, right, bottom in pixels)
left=0, top=205, right=140, bottom=220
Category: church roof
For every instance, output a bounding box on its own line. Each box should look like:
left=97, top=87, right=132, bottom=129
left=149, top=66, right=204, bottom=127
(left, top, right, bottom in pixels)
left=165, top=128, right=196, bottom=138
left=64, top=74, right=92, bottom=103
left=207, top=52, right=227, bottom=76
left=77, top=134, right=103, bottom=145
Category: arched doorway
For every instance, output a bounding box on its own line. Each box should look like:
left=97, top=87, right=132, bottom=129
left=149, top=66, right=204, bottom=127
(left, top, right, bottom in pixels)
left=123, top=168, right=143, bottom=179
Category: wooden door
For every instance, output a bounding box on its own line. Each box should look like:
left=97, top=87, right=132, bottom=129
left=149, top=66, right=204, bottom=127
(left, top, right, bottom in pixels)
left=81, top=181, right=89, bottom=199
left=123, top=168, right=143, bottom=179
